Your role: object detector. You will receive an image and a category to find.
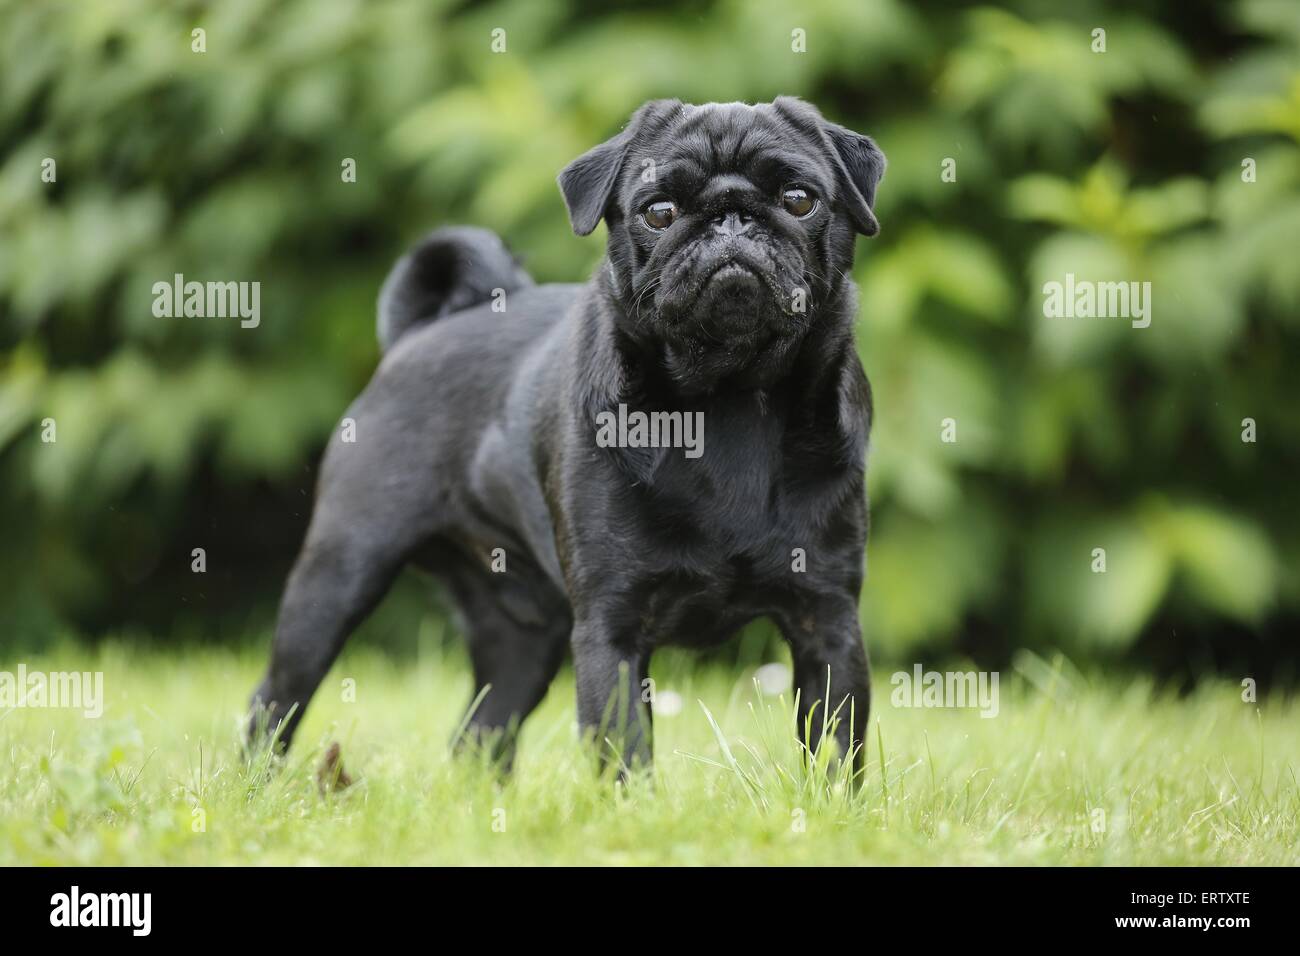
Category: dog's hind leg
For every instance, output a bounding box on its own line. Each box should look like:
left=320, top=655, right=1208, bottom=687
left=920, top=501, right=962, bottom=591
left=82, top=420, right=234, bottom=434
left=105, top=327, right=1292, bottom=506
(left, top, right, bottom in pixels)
left=248, top=524, right=408, bottom=753
left=248, top=426, right=437, bottom=753
left=441, top=557, right=571, bottom=769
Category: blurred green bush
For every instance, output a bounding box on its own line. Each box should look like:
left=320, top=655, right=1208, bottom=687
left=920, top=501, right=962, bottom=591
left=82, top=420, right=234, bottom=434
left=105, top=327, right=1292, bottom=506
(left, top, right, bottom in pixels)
left=1, top=0, right=1297, bottom=674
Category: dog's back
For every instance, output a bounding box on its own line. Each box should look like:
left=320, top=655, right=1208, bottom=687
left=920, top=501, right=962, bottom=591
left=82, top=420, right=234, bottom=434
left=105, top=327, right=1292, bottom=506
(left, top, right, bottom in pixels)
left=371, top=228, right=581, bottom=478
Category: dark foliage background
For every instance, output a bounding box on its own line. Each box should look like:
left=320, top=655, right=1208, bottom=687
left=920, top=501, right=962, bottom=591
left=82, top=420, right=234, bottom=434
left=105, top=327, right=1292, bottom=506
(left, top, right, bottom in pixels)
left=2, top=0, right=1297, bottom=682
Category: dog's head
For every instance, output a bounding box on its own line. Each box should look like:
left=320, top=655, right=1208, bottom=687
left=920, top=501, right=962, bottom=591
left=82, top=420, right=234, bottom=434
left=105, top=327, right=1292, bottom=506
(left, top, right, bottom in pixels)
left=558, top=97, right=884, bottom=392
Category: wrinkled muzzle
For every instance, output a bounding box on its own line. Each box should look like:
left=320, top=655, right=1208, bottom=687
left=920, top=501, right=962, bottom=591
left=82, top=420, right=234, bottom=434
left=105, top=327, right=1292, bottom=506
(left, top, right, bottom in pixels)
left=651, top=236, right=807, bottom=334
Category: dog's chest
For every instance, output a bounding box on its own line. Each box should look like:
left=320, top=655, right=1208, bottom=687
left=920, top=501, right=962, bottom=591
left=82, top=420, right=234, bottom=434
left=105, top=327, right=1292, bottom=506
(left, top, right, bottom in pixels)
left=627, top=425, right=858, bottom=646
left=648, top=399, right=850, bottom=544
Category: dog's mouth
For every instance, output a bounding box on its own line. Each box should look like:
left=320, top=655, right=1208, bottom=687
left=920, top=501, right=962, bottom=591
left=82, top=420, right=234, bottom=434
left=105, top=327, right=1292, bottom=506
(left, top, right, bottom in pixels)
left=701, top=261, right=763, bottom=299
left=703, top=260, right=758, bottom=283
left=694, top=257, right=796, bottom=332
left=644, top=236, right=808, bottom=343
left=679, top=257, right=782, bottom=315
left=640, top=246, right=815, bottom=392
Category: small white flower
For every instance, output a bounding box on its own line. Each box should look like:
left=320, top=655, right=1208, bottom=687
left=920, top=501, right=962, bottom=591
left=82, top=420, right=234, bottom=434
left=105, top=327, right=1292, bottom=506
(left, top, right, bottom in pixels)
left=754, top=663, right=791, bottom=695
left=652, top=689, right=683, bottom=716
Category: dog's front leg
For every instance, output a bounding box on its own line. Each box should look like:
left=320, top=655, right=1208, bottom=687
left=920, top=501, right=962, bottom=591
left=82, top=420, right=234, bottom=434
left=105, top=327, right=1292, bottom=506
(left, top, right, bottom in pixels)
left=780, top=595, right=871, bottom=785
left=572, top=618, right=653, bottom=776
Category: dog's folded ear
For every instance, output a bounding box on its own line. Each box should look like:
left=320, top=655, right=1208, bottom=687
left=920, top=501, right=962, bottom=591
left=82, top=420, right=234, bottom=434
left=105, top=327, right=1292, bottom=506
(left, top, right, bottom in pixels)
left=558, top=99, right=683, bottom=236
left=774, top=96, right=885, bottom=237
left=822, top=123, right=886, bottom=236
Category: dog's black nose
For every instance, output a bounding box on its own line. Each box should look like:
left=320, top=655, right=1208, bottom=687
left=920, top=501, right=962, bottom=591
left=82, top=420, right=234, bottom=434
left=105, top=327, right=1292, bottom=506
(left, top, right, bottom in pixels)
left=711, top=210, right=753, bottom=237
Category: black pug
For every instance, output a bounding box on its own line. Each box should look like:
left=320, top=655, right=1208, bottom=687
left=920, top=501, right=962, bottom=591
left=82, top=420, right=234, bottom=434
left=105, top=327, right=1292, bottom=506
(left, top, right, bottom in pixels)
left=249, top=97, right=884, bottom=778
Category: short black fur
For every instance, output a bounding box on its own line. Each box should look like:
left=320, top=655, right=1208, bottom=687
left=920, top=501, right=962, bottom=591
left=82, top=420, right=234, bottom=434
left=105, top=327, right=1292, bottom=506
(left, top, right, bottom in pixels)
left=250, top=97, right=885, bottom=778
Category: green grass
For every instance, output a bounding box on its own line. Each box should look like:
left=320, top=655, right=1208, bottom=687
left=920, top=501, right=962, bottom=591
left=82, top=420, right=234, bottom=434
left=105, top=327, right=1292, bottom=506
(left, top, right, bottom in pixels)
left=2, top=641, right=1297, bottom=865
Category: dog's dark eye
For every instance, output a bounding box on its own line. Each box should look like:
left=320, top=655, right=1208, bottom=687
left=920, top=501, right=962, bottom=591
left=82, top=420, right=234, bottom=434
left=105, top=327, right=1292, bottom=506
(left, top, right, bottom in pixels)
left=642, top=200, right=678, bottom=231
left=781, top=187, right=817, bottom=218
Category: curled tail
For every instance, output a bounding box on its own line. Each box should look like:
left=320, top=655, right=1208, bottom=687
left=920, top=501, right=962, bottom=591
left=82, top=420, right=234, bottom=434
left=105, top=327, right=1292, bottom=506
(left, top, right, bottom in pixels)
left=377, top=226, right=533, bottom=352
